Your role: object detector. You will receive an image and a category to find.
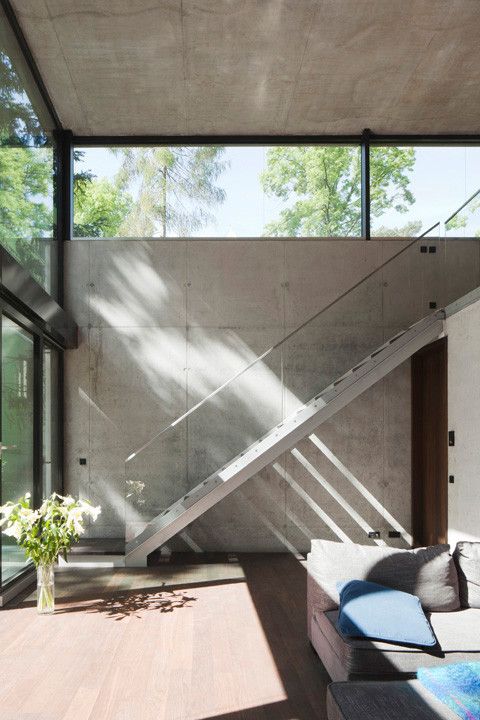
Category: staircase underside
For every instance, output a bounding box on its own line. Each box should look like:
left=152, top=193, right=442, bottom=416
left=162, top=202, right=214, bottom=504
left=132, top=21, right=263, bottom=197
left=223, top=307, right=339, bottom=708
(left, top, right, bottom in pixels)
left=125, top=311, right=445, bottom=566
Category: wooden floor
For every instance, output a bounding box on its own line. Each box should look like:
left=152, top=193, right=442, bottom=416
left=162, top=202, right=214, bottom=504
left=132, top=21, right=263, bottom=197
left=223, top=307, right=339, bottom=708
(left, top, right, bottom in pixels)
left=0, top=554, right=329, bottom=720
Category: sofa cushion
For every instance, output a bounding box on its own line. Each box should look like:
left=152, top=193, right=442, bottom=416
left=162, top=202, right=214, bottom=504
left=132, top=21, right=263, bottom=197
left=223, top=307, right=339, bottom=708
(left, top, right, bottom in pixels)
left=327, top=680, right=459, bottom=720
left=309, top=540, right=460, bottom=612
left=337, top=580, right=437, bottom=647
left=453, top=542, right=480, bottom=608
left=313, top=607, right=480, bottom=679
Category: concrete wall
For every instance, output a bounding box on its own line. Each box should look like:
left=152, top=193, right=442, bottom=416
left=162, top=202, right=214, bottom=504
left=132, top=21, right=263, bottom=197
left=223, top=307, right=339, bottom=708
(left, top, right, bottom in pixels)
left=64, top=237, right=480, bottom=552
left=447, top=298, right=480, bottom=547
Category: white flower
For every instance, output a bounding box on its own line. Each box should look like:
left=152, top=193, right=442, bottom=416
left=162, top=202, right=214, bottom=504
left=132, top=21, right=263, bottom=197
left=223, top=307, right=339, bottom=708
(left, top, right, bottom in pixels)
left=88, top=505, right=102, bottom=521
left=3, top=521, right=22, bottom=540
left=18, top=507, right=38, bottom=526
left=76, top=500, right=101, bottom=522
left=72, top=517, right=85, bottom=535
left=0, top=504, right=15, bottom=520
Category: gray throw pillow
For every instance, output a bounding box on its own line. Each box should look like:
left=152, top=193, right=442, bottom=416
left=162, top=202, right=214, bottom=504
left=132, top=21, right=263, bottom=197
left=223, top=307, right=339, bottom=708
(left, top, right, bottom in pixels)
left=453, top=541, right=480, bottom=608
left=309, top=539, right=460, bottom=612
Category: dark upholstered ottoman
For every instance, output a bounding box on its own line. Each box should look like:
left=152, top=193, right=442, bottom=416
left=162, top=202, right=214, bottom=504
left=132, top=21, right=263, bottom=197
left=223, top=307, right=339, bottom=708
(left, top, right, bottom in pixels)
left=327, top=681, right=459, bottom=720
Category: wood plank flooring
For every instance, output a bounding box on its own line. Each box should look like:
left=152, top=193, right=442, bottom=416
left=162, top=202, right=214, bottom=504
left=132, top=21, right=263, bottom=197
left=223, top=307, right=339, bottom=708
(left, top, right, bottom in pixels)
left=0, top=554, right=329, bottom=720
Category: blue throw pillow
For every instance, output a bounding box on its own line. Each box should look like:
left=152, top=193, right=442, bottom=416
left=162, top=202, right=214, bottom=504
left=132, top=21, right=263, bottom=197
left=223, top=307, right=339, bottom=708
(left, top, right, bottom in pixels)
left=337, top=579, right=437, bottom=647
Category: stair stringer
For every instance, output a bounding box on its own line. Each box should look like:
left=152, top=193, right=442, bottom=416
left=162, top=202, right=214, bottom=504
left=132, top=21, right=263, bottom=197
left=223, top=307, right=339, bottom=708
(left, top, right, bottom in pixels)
left=125, top=312, right=445, bottom=566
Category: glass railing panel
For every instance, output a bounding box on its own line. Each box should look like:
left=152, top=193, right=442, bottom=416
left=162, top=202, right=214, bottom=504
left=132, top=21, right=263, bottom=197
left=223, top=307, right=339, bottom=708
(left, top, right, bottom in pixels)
left=444, top=191, right=480, bottom=306
left=381, top=239, right=428, bottom=337
left=186, top=346, right=283, bottom=490
left=281, top=269, right=385, bottom=417
left=445, top=189, right=480, bottom=239
left=125, top=424, right=187, bottom=543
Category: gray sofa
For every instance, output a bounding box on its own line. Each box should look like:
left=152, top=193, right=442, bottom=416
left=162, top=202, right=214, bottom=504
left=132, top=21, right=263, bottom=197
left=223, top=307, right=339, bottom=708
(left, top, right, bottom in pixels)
left=307, top=539, right=480, bottom=682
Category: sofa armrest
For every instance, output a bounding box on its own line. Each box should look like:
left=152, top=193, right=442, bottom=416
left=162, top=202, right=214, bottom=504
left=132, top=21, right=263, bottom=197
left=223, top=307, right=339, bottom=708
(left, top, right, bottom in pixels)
left=307, top=551, right=338, bottom=638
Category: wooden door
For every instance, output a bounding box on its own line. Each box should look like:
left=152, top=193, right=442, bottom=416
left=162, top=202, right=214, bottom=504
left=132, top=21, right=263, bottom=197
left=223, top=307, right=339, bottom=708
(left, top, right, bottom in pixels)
left=411, top=337, right=448, bottom=546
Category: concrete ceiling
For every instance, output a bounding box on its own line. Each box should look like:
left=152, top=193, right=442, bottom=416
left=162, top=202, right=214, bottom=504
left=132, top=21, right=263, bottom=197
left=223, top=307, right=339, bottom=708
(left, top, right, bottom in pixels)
left=10, top=0, right=480, bottom=136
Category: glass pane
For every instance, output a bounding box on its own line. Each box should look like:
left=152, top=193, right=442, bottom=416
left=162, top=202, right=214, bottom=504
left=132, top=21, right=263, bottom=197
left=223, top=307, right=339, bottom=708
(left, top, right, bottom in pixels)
left=73, top=145, right=362, bottom=238
left=43, top=344, right=60, bottom=498
left=1, top=316, right=34, bottom=584
left=371, top=146, right=480, bottom=237
left=445, top=189, right=480, bottom=238
left=0, top=6, right=56, bottom=296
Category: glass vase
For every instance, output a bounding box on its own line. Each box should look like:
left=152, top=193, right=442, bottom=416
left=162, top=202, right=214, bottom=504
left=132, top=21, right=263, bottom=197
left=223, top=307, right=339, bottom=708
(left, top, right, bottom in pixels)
left=37, top=563, right=55, bottom=614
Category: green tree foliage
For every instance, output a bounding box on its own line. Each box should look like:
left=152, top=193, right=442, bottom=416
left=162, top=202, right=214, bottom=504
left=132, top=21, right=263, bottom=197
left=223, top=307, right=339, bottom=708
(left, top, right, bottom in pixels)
left=0, top=143, right=52, bottom=282
left=74, top=176, right=132, bottom=238
left=374, top=220, right=422, bottom=237
left=261, top=146, right=415, bottom=236
left=0, top=44, right=54, bottom=285
left=0, top=50, right=46, bottom=144
left=445, top=194, right=480, bottom=237
left=114, top=146, right=227, bottom=236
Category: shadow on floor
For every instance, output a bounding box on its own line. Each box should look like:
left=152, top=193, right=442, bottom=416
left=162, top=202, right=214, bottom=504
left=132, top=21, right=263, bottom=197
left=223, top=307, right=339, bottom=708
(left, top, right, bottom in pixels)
left=72, top=585, right=197, bottom=620
left=195, top=699, right=299, bottom=720
left=17, top=583, right=197, bottom=620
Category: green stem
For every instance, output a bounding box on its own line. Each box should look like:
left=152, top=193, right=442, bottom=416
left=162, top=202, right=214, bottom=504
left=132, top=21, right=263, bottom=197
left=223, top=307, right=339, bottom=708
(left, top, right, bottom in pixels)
left=37, top=565, right=54, bottom=614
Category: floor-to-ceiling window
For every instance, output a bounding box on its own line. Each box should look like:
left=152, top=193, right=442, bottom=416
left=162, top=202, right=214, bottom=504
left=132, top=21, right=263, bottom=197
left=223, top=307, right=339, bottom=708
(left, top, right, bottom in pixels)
left=0, top=5, right=65, bottom=592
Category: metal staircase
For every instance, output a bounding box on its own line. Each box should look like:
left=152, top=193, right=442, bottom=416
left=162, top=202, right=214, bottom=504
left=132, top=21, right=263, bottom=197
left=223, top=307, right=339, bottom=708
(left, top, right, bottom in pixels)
left=125, top=310, right=445, bottom=566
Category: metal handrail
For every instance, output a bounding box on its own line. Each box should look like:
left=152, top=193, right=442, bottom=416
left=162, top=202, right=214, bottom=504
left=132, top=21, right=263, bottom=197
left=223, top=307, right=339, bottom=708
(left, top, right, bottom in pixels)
left=444, top=188, right=480, bottom=227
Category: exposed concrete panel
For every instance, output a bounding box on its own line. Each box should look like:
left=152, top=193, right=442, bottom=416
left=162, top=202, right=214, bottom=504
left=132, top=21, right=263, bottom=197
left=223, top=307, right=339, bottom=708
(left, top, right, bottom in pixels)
left=446, top=299, right=480, bottom=547
left=63, top=240, right=90, bottom=327
left=11, top=0, right=480, bottom=135
left=89, top=240, right=187, bottom=328
left=284, top=240, right=381, bottom=327
left=282, top=323, right=385, bottom=416
left=187, top=240, right=284, bottom=329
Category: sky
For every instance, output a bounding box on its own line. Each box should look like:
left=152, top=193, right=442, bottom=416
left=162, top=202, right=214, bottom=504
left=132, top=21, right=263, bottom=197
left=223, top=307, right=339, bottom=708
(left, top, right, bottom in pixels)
left=74, top=145, right=480, bottom=238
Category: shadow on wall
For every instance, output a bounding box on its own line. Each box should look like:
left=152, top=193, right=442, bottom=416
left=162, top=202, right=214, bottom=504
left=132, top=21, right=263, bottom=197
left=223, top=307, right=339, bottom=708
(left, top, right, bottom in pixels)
left=66, top=239, right=450, bottom=546
left=164, top=394, right=413, bottom=555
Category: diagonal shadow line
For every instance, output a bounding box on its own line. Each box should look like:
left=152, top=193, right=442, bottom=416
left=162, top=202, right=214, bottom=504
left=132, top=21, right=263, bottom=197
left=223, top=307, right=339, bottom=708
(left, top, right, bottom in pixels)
left=195, top=698, right=298, bottom=720
left=235, top=554, right=329, bottom=719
